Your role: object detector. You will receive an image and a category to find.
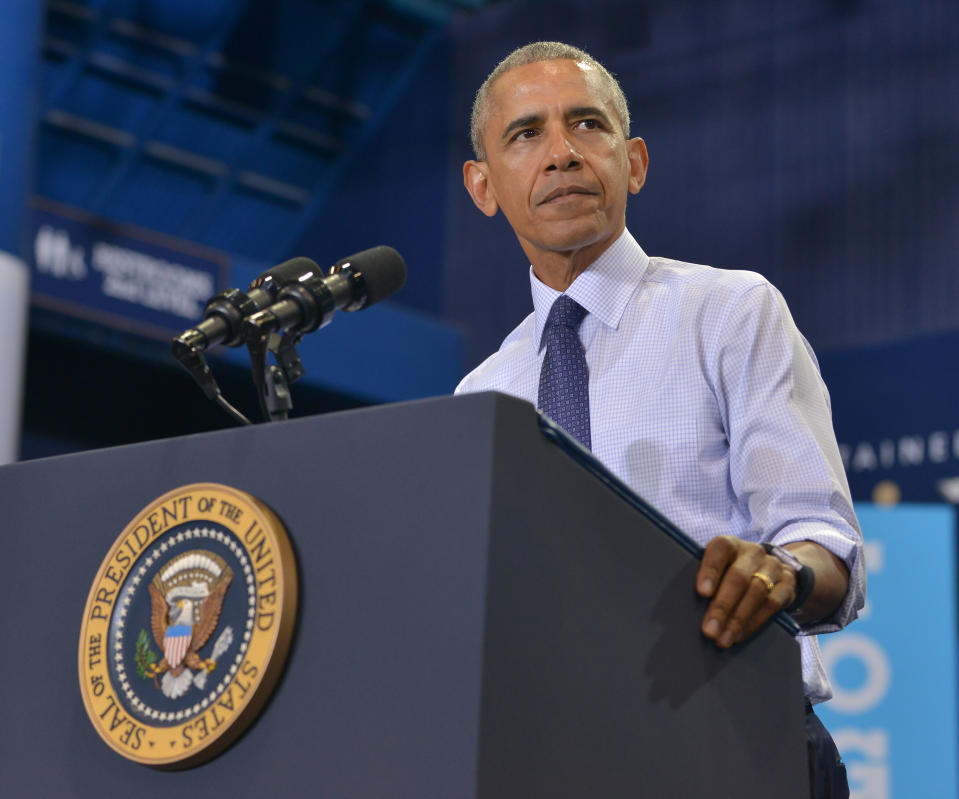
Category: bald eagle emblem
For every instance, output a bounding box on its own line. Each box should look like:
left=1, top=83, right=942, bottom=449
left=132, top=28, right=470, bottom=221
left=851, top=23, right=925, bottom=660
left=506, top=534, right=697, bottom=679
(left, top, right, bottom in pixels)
left=142, top=550, right=234, bottom=699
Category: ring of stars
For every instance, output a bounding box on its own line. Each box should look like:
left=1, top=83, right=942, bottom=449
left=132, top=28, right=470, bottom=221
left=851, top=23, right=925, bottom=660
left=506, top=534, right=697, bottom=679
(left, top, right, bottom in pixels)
left=110, top=525, right=257, bottom=725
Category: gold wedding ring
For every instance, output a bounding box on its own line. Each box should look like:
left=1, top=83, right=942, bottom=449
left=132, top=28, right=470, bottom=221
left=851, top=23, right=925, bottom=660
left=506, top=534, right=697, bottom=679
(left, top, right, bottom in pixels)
left=750, top=571, right=775, bottom=593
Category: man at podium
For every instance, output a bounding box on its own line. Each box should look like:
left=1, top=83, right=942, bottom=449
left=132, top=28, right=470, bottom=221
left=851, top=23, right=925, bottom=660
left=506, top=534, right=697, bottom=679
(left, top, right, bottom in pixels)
left=456, top=41, right=864, bottom=798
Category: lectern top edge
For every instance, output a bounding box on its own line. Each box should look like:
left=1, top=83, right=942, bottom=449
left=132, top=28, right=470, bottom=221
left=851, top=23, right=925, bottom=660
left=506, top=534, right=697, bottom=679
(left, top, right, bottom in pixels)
left=531, top=401, right=802, bottom=638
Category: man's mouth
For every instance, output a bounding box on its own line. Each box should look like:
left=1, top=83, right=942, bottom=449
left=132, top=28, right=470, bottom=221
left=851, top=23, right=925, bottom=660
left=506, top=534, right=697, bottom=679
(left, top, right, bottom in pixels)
left=539, top=185, right=598, bottom=205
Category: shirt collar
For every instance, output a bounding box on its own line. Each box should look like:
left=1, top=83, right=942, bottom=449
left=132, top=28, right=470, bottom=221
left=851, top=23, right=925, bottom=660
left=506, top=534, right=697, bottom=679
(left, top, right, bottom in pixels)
left=531, top=228, right=649, bottom=352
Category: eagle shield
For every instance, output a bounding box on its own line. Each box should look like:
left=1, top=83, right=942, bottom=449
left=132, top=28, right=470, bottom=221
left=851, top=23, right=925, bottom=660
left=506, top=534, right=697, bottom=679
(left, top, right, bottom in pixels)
left=146, top=550, right=234, bottom=688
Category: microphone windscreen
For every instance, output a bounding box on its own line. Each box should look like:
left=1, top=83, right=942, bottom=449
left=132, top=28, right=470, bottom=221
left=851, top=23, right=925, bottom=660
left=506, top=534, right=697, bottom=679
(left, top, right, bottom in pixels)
left=338, top=246, right=407, bottom=307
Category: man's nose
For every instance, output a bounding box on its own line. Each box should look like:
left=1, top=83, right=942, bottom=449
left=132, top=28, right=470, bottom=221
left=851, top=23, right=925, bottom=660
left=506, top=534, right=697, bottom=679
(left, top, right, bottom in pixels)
left=544, top=126, right=582, bottom=171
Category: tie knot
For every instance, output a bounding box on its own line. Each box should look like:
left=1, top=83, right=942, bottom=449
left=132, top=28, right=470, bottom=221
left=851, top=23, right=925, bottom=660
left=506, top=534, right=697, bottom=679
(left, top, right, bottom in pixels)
left=546, top=294, right=587, bottom=331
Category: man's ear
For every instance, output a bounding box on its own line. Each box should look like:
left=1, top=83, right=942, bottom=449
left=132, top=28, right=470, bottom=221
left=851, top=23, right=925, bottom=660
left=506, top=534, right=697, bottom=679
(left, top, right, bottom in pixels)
left=626, top=138, right=649, bottom=194
left=463, top=160, right=499, bottom=217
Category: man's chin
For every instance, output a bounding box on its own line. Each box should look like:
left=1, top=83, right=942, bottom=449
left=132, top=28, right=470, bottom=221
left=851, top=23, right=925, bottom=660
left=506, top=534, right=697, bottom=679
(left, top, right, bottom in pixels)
left=529, top=221, right=620, bottom=256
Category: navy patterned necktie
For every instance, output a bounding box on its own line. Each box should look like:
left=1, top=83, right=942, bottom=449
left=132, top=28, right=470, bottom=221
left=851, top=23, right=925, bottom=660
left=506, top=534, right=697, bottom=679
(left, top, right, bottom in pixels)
left=538, top=294, right=591, bottom=450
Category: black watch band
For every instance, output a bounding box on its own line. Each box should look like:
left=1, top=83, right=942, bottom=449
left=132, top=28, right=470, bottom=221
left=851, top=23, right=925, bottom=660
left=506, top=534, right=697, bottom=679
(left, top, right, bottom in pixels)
left=762, top=543, right=815, bottom=615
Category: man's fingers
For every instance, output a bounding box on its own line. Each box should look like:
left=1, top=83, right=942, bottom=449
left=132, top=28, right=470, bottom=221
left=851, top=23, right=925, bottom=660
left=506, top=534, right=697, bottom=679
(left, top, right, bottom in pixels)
left=720, top=573, right=789, bottom=647
left=699, top=547, right=797, bottom=648
left=700, top=561, right=753, bottom=642
left=696, top=535, right=740, bottom=597
left=739, top=577, right=796, bottom=642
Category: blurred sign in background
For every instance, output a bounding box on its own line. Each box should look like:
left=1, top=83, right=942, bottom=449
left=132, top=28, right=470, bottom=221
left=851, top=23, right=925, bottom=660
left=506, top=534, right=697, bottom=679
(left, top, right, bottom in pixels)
left=817, top=504, right=958, bottom=798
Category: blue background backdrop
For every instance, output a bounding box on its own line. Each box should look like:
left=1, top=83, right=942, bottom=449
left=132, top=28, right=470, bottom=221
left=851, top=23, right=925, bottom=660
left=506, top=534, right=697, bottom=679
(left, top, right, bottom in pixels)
left=8, top=0, right=957, bottom=505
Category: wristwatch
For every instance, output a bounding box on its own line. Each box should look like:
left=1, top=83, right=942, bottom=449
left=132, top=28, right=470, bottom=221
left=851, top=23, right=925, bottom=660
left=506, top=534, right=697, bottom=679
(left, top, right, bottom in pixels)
left=762, top=543, right=815, bottom=615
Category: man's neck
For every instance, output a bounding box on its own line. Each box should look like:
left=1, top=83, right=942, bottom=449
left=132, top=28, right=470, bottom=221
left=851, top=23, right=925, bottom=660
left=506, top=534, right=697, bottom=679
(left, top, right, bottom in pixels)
left=522, top=227, right=624, bottom=292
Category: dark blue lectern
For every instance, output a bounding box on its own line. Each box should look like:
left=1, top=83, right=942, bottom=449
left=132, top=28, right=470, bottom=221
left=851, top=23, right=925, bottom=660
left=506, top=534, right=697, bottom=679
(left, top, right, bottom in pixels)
left=0, top=392, right=808, bottom=797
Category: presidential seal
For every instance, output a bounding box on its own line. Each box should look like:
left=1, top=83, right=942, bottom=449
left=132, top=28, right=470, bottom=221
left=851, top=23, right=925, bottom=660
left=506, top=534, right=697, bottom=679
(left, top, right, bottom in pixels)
left=78, top=483, right=297, bottom=768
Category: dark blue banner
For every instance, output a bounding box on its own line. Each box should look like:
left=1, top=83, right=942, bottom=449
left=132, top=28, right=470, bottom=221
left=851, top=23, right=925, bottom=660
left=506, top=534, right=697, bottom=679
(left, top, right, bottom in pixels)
left=820, top=332, right=959, bottom=504
left=29, top=199, right=227, bottom=339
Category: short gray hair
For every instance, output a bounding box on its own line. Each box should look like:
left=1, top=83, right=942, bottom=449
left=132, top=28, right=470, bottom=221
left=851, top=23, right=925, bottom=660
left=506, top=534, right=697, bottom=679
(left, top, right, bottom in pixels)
left=469, top=41, right=631, bottom=161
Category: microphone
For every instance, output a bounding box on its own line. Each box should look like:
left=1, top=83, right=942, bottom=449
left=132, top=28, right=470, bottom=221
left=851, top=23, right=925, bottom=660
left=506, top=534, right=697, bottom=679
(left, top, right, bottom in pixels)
left=172, top=256, right=317, bottom=353
left=242, top=245, right=406, bottom=338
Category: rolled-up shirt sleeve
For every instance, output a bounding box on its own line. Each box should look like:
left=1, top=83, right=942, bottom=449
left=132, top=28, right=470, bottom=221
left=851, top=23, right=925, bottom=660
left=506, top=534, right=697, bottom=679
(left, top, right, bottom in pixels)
left=711, top=282, right=866, bottom=634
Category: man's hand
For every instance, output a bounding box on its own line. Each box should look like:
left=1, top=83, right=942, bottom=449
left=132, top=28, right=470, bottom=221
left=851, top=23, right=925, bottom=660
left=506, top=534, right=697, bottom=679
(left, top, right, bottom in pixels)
left=695, top=536, right=797, bottom=649
left=696, top=537, right=852, bottom=647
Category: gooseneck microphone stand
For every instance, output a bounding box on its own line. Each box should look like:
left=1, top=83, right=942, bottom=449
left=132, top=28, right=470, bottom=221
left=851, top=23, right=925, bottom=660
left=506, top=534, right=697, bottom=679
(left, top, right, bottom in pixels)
left=170, top=333, right=254, bottom=426
left=171, top=246, right=406, bottom=426
left=244, top=328, right=306, bottom=423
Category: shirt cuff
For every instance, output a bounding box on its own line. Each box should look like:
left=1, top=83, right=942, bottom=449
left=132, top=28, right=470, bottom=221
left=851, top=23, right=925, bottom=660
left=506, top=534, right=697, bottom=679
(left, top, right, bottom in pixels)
left=767, top=524, right=866, bottom=635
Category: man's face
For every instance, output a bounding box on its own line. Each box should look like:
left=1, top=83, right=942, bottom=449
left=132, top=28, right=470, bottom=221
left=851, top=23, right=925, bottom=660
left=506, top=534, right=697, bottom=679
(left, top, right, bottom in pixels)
left=464, top=59, right=648, bottom=267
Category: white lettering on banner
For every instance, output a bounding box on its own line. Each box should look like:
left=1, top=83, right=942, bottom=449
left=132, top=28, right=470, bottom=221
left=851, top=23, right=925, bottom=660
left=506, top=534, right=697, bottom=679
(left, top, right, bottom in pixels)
left=32, top=225, right=216, bottom=320
left=849, top=442, right=877, bottom=472
left=833, top=728, right=888, bottom=761
left=832, top=730, right=890, bottom=799
left=822, top=633, right=892, bottom=713
left=856, top=541, right=884, bottom=621
left=838, top=430, right=959, bottom=473
left=863, top=540, right=884, bottom=575
left=929, top=431, right=950, bottom=463
left=897, top=436, right=923, bottom=466
left=824, top=541, right=892, bottom=796
left=847, top=763, right=890, bottom=799
left=938, top=477, right=959, bottom=503
left=34, top=225, right=87, bottom=279
left=91, top=242, right=214, bottom=319
left=879, top=440, right=895, bottom=469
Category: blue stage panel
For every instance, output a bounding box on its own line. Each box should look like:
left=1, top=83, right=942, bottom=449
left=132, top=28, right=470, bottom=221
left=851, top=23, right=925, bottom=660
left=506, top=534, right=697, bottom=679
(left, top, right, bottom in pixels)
left=817, top=503, right=957, bottom=798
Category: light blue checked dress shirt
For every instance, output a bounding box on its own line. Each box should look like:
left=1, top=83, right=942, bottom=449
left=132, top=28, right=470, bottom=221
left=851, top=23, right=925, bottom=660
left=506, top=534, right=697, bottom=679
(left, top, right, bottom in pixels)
left=455, top=228, right=865, bottom=703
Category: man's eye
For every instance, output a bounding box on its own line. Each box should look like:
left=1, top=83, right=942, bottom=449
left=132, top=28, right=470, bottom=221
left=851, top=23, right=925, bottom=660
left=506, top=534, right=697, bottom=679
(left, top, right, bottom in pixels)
left=577, top=119, right=601, bottom=130
left=516, top=128, right=539, bottom=140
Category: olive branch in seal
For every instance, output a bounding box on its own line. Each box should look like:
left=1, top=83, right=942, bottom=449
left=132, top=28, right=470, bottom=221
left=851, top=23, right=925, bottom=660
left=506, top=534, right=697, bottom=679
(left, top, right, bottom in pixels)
left=135, top=628, right=158, bottom=680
